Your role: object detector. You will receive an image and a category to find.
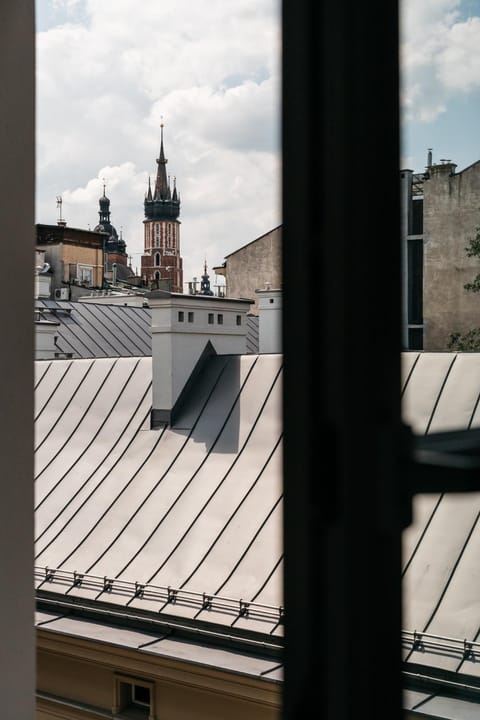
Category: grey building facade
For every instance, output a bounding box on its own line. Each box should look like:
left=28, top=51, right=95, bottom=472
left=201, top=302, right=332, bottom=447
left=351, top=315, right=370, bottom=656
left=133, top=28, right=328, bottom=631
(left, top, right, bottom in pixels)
left=401, top=156, right=480, bottom=351
left=214, top=225, right=282, bottom=316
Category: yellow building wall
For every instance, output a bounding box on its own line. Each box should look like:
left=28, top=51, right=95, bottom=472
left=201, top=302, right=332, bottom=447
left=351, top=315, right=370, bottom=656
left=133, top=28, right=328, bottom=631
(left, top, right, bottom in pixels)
left=61, top=244, right=103, bottom=287
left=36, top=632, right=281, bottom=720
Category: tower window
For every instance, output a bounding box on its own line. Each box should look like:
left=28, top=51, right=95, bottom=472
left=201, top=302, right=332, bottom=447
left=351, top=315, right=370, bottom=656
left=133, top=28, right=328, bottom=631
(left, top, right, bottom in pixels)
left=154, top=271, right=160, bottom=281
left=154, top=252, right=160, bottom=266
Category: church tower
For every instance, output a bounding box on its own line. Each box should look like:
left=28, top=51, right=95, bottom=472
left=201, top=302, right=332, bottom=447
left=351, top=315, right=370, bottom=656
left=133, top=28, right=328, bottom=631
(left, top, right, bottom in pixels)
left=141, top=123, right=183, bottom=292
left=94, top=182, right=134, bottom=283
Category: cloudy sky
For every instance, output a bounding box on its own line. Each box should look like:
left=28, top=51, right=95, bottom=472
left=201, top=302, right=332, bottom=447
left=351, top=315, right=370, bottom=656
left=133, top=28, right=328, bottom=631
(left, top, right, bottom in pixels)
left=400, top=0, right=480, bottom=173
left=35, top=0, right=480, bottom=287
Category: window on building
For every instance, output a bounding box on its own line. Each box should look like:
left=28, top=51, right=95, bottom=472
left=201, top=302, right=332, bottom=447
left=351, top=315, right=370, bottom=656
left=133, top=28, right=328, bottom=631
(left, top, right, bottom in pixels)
left=154, top=252, right=160, bottom=266
left=208, top=313, right=214, bottom=324
left=178, top=311, right=184, bottom=322
left=217, top=314, right=223, bottom=325
left=188, top=311, right=194, bottom=322
left=113, top=675, right=154, bottom=718
left=77, top=265, right=93, bottom=285
left=154, top=271, right=160, bottom=281
left=236, top=315, right=242, bottom=326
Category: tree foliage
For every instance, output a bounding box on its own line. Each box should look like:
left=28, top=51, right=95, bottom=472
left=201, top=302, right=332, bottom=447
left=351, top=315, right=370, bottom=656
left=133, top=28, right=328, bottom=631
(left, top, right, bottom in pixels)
left=463, top=228, right=480, bottom=292
left=448, top=224, right=480, bottom=351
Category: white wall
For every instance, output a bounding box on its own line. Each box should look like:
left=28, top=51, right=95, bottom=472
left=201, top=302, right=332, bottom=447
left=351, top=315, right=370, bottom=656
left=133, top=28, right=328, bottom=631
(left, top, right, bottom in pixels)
left=257, top=288, right=282, bottom=354
left=149, top=293, right=250, bottom=422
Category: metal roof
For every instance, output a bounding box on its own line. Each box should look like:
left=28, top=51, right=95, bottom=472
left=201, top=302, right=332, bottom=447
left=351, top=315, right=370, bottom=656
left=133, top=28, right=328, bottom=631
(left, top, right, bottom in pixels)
left=34, top=352, right=283, bottom=662
left=35, top=610, right=282, bottom=682
left=37, top=348, right=480, bottom=694
left=35, top=299, right=259, bottom=357
left=402, top=352, right=480, bottom=710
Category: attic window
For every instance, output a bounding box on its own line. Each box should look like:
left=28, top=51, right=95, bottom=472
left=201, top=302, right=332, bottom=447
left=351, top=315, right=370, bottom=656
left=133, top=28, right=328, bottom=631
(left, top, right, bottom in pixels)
left=113, top=675, right=155, bottom=719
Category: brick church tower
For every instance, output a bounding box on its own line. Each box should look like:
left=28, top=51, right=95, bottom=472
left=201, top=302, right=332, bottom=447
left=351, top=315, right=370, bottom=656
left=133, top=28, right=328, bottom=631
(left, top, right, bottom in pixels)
left=141, top=123, right=183, bottom=292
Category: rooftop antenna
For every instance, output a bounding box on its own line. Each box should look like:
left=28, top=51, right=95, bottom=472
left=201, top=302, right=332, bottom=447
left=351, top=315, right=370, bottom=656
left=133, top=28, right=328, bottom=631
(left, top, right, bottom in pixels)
left=56, top=195, right=66, bottom=226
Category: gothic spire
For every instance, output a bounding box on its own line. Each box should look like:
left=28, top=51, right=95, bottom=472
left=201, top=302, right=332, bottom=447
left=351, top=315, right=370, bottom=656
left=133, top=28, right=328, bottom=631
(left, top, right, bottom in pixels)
left=154, top=121, right=170, bottom=201
left=200, top=259, right=213, bottom=296
left=144, top=120, right=180, bottom=222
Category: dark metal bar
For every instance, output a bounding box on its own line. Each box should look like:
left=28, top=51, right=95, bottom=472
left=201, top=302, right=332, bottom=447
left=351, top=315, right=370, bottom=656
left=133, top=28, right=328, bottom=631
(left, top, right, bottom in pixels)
left=282, top=1, right=403, bottom=718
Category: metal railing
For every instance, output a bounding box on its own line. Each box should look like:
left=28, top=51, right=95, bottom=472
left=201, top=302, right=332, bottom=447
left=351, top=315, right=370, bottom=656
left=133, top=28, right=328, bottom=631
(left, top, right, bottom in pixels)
left=35, top=565, right=284, bottom=625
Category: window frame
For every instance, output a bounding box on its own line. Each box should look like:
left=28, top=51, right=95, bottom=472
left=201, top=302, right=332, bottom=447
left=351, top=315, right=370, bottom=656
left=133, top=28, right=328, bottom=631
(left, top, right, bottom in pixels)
left=112, top=674, right=155, bottom=719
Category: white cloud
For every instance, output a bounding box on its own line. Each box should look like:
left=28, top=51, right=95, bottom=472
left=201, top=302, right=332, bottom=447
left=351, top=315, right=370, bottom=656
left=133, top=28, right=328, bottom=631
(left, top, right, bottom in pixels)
left=438, top=17, right=480, bottom=91
left=36, top=0, right=281, bottom=286
left=400, top=0, right=480, bottom=123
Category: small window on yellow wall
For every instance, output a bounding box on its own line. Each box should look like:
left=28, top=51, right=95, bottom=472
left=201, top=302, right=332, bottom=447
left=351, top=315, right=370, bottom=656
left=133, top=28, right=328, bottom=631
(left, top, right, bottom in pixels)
left=113, top=675, right=155, bottom=719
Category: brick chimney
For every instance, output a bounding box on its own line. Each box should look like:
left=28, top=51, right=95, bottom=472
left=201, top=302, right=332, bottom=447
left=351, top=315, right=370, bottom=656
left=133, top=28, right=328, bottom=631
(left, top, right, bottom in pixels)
left=148, top=291, right=252, bottom=426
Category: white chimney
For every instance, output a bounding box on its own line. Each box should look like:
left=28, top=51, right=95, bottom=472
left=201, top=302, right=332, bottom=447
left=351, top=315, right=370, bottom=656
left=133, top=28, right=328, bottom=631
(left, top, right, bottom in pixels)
left=148, top=291, right=252, bottom=426
left=35, top=316, right=59, bottom=359
left=256, top=286, right=282, bottom=354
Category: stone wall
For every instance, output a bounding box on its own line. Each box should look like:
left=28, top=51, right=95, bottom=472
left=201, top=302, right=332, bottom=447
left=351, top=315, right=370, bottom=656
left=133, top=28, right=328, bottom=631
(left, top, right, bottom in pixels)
left=423, top=161, right=480, bottom=350
left=224, top=226, right=282, bottom=315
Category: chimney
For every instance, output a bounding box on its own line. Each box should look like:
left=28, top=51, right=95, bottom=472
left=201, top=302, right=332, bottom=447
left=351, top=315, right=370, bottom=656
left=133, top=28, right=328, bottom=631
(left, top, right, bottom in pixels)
left=256, top=285, right=282, bottom=354
left=148, top=290, right=252, bottom=427
left=429, top=159, right=457, bottom=177
left=35, top=315, right=60, bottom=359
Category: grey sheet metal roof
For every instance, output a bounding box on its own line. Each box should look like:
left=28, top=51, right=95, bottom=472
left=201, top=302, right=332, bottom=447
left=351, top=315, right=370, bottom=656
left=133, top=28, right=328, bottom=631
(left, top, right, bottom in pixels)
left=35, top=299, right=259, bottom=357
left=35, top=610, right=282, bottom=682
left=404, top=686, right=480, bottom=720
left=34, top=352, right=283, bottom=657
left=402, top=352, right=480, bottom=711
left=42, top=348, right=480, bottom=691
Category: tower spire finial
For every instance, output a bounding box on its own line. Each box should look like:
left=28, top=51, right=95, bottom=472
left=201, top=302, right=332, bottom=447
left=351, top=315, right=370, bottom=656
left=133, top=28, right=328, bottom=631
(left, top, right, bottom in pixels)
left=154, top=116, right=169, bottom=199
